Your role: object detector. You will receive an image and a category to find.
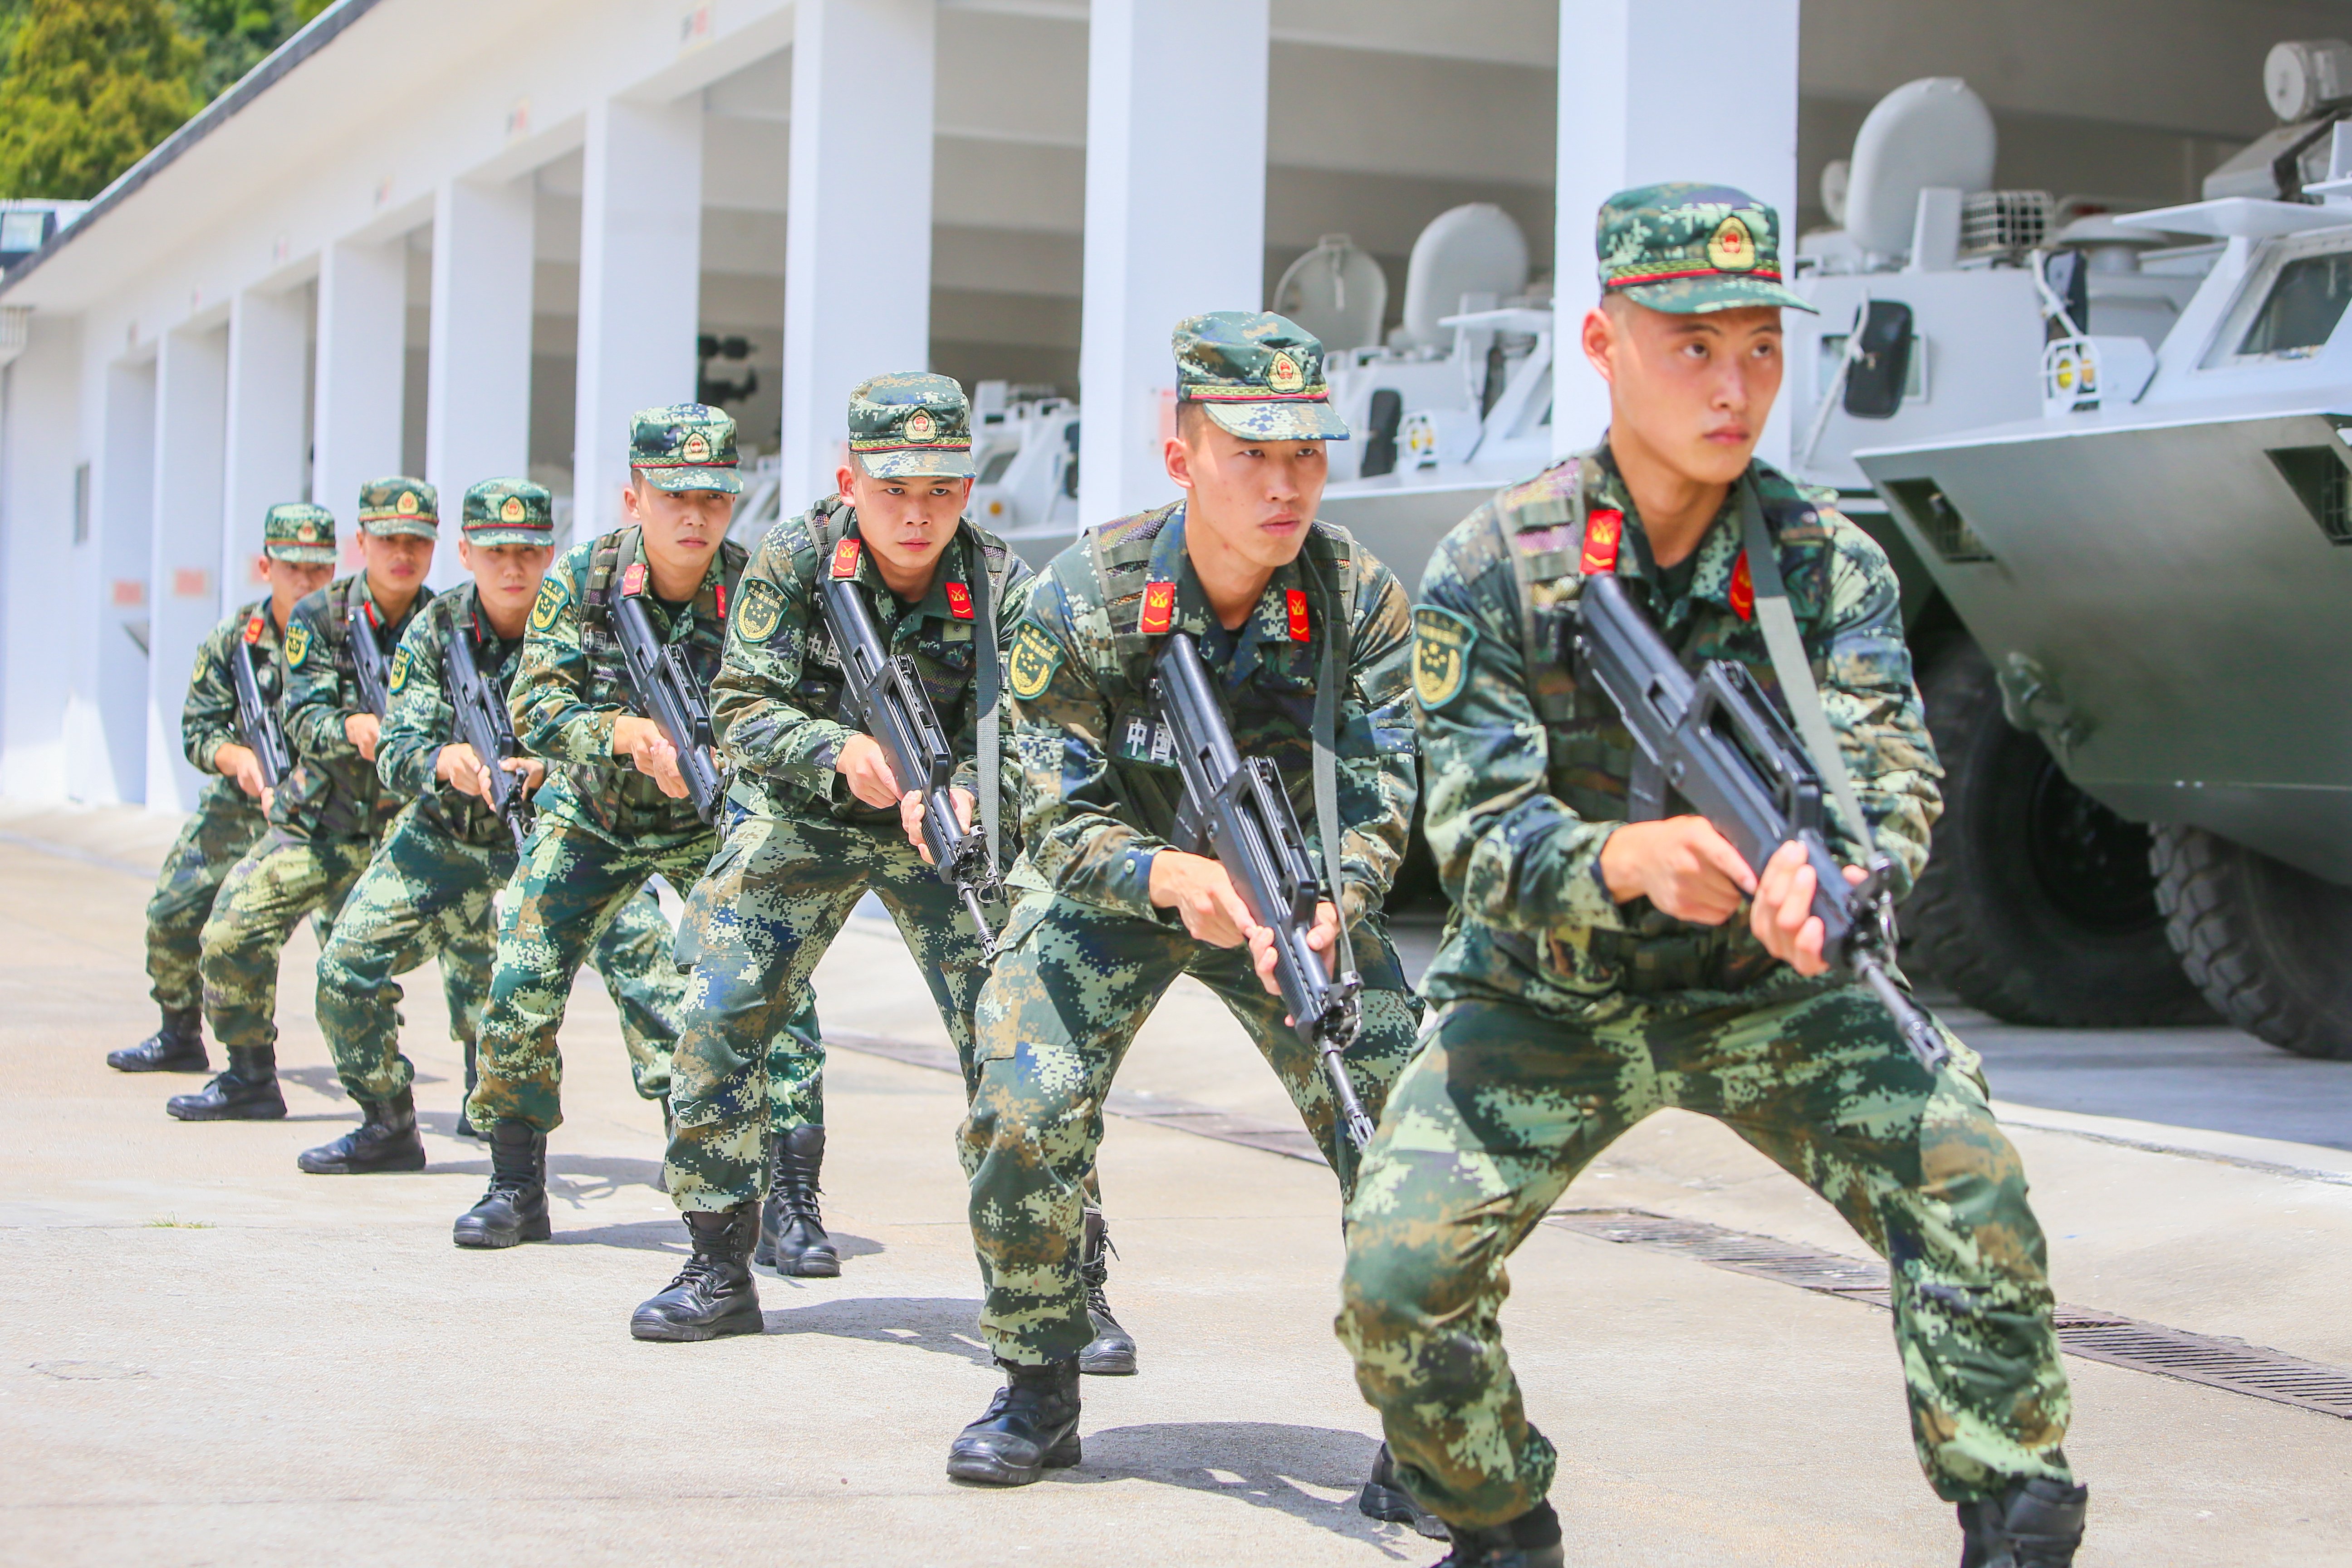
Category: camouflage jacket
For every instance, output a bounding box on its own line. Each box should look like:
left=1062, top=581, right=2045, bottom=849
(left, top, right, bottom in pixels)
left=712, top=495, right=1032, bottom=828
left=1005, top=500, right=1418, bottom=927
left=377, top=581, right=528, bottom=848
left=1414, top=446, right=1941, bottom=1014
left=510, top=524, right=746, bottom=845
left=179, top=598, right=282, bottom=820
left=274, top=573, right=434, bottom=843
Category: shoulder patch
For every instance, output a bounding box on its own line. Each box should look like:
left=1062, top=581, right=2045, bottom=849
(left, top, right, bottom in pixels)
left=283, top=622, right=311, bottom=670
left=529, top=575, right=568, bottom=634
left=1412, top=604, right=1476, bottom=710
left=387, top=646, right=412, bottom=694
left=735, top=578, right=784, bottom=644
left=1007, top=622, right=1060, bottom=702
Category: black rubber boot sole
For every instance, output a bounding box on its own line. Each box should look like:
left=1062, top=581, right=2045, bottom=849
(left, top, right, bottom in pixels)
left=1079, top=1333, right=1137, bottom=1377
left=629, top=1299, right=765, bottom=1343
left=945, top=1428, right=1082, bottom=1486
left=166, top=1088, right=287, bottom=1121
left=296, top=1137, right=427, bottom=1175
left=452, top=1206, right=552, bottom=1248
left=774, top=1247, right=840, bottom=1279
left=107, top=1043, right=209, bottom=1073
left=1360, top=1476, right=1449, bottom=1539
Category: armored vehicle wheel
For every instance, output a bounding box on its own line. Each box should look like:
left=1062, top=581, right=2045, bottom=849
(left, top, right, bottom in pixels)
left=2151, top=825, right=2352, bottom=1060
left=1900, top=642, right=2208, bottom=1026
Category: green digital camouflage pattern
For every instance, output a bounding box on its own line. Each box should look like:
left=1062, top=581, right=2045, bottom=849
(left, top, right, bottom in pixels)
left=356, top=475, right=439, bottom=538
left=179, top=598, right=285, bottom=815
left=847, top=371, right=979, bottom=479
left=262, top=501, right=338, bottom=564
left=665, top=804, right=984, bottom=1208
left=460, top=476, right=556, bottom=548
left=1338, top=991, right=2073, bottom=1523
left=1595, top=182, right=1814, bottom=314
left=510, top=525, right=745, bottom=844
left=377, top=580, right=529, bottom=847
left=198, top=831, right=375, bottom=1052
left=274, top=573, right=433, bottom=842
left=630, top=402, right=742, bottom=495
left=965, top=889, right=1422, bottom=1362
left=318, top=800, right=684, bottom=1106
left=1413, top=449, right=1939, bottom=1013
left=145, top=789, right=268, bottom=1014
left=1172, top=310, right=1351, bottom=441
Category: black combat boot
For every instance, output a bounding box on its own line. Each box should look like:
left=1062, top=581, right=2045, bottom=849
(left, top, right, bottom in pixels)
left=455, top=1041, right=481, bottom=1138
left=451, top=1119, right=550, bottom=1248
left=764, top=1124, right=839, bottom=1278
left=109, top=1006, right=208, bottom=1073
left=1077, top=1208, right=1137, bottom=1376
left=1359, top=1442, right=1449, bottom=1539
left=165, top=1046, right=286, bottom=1121
left=1431, top=1500, right=1564, bottom=1568
left=630, top=1205, right=764, bottom=1341
left=296, top=1090, right=427, bottom=1174
left=1959, top=1477, right=2089, bottom=1568
left=945, top=1357, right=1082, bottom=1486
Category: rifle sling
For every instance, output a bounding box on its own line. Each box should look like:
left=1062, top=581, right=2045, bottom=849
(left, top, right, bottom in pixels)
left=1308, top=549, right=1357, bottom=984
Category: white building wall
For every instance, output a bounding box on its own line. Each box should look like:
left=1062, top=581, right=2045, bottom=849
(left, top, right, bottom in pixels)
left=0, top=317, right=90, bottom=801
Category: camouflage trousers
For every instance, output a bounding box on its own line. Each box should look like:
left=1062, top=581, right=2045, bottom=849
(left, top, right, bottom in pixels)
left=1335, top=985, right=2075, bottom=1528
left=963, top=890, right=1425, bottom=1363
left=199, top=830, right=379, bottom=1052
left=145, top=787, right=267, bottom=1014
left=665, top=807, right=975, bottom=1211
left=317, top=801, right=685, bottom=1107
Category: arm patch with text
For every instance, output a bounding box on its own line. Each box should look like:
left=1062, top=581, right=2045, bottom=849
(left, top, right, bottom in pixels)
left=1412, top=604, right=1476, bottom=710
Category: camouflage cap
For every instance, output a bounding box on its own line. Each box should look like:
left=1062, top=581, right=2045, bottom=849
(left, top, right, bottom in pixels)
left=357, top=477, right=440, bottom=538
left=1597, top=183, right=1816, bottom=314
left=1173, top=310, right=1351, bottom=441
left=848, top=372, right=977, bottom=480
left=262, top=502, right=338, bottom=564
left=461, top=477, right=556, bottom=548
left=630, top=403, right=741, bottom=495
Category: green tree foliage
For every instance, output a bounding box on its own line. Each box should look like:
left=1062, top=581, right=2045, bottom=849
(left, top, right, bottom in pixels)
left=0, top=0, right=201, bottom=199
left=180, top=0, right=334, bottom=103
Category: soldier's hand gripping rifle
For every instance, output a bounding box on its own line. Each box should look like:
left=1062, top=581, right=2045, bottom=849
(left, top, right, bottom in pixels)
left=231, top=632, right=292, bottom=790
left=1153, top=632, right=1377, bottom=1153
left=609, top=584, right=725, bottom=823
left=816, top=570, right=1002, bottom=955
left=444, top=622, right=536, bottom=854
left=346, top=600, right=393, bottom=717
left=1568, top=573, right=1949, bottom=1072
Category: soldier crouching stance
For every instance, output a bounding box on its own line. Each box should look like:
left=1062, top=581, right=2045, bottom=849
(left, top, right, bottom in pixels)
left=111, top=505, right=334, bottom=1073
left=1334, top=185, right=2085, bottom=1568
left=458, top=407, right=821, bottom=1249
left=296, top=480, right=687, bottom=1176
left=948, top=313, right=1425, bottom=1490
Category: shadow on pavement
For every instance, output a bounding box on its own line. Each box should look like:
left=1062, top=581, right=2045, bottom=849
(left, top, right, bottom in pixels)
left=1057, top=1422, right=1411, bottom=1552
left=277, top=1065, right=349, bottom=1100
left=760, top=1295, right=994, bottom=1365
left=554, top=1218, right=687, bottom=1252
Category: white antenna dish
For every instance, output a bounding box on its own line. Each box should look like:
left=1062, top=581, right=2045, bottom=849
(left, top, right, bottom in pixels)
left=1820, top=159, right=1851, bottom=227
left=1396, top=204, right=1529, bottom=350
left=1271, top=234, right=1389, bottom=353
left=2267, top=39, right=2352, bottom=122
left=1844, top=78, right=1996, bottom=257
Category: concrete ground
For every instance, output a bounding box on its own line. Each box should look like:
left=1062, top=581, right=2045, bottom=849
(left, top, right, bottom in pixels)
left=3, top=800, right=2348, bottom=1567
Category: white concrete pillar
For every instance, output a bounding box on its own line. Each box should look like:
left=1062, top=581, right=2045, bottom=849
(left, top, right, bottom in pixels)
left=148, top=326, right=228, bottom=811
left=572, top=97, right=703, bottom=542
left=426, top=174, right=535, bottom=580
left=221, top=286, right=310, bottom=603
left=1077, top=0, right=1269, bottom=524
left=1553, top=0, right=1801, bottom=461
left=780, top=0, right=936, bottom=513
left=313, top=235, right=408, bottom=530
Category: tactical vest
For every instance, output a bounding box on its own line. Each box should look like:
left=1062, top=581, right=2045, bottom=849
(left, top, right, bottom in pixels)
left=577, top=525, right=748, bottom=701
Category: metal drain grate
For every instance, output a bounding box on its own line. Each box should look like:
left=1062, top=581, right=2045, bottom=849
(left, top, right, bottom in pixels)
left=1551, top=1208, right=2352, bottom=1421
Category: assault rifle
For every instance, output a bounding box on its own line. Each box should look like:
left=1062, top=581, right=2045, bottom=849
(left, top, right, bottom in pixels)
left=816, top=569, right=1002, bottom=953
left=1568, top=573, right=1949, bottom=1072
left=1153, top=632, right=1378, bottom=1153
left=609, top=585, right=724, bottom=823
left=230, top=631, right=291, bottom=790
left=346, top=599, right=393, bottom=717
left=444, top=620, right=535, bottom=853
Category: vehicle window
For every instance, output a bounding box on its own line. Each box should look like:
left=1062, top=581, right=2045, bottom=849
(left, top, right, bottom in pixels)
left=2237, top=253, right=2352, bottom=358
left=978, top=450, right=1017, bottom=485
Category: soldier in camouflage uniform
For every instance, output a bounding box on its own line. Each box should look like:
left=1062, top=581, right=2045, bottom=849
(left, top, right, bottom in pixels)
left=170, top=480, right=441, bottom=1122
left=458, top=406, right=820, bottom=1250
left=1334, top=186, right=2086, bottom=1568
left=110, top=503, right=336, bottom=1073
left=296, top=480, right=689, bottom=1176
left=948, top=313, right=1425, bottom=1489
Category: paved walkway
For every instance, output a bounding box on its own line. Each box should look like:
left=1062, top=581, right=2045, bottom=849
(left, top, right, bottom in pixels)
left=2, top=802, right=2348, bottom=1565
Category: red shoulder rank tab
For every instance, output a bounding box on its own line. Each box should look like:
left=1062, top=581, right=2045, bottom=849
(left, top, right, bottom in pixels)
left=620, top=561, right=648, bottom=598
left=242, top=612, right=265, bottom=645
left=1139, top=579, right=1176, bottom=637
left=831, top=536, right=862, bottom=580
left=1285, top=588, right=1310, bottom=642
left=945, top=581, right=974, bottom=620
left=1580, top=509, right=1623, bottom=576
left=1729, top=551, right=1755, bottom=621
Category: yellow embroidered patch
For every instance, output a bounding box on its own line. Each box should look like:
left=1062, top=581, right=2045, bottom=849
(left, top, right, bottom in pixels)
left=1412, top=605, right=1474, bottom=710
left=283, top=622, right=310, bottom=670
left=387, top=646, right=412, bottom=694
left=735, top=579, right=783, bottom=644
left=529, top=576, right=567, bottom=634
left=1007, top=622, right=1060, bottom=701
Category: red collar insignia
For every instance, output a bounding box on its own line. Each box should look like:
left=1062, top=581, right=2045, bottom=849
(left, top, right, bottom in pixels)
left=243, top=612, right=266, bottom=644
left=1285, top=588, right=1310, bottom=642
left=945, top=581, right=974, bottom=620
left=1728, top=551, right=1754, bottom=621
left=1139, top=579, right=1176, bottom=637
left=831, top=537, right=862, bottom=580
left=1580, top=509, right=1623, bottom=576
left=620, top=561, right=648, bottom=598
